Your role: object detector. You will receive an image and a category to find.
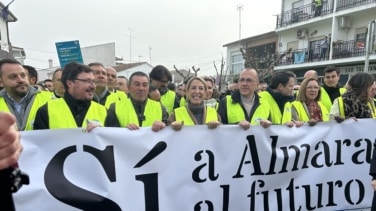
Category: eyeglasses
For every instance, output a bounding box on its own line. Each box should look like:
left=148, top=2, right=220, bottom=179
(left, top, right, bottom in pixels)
left=239, top=78, right=258, bottom=84
left=74, top=78, right=96, bottom=85
left=306, top=86, right=320, bottom=90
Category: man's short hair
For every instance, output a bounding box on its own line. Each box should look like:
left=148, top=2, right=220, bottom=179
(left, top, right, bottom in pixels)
left=167, top=83, right=175, bottom=91
left=149, top=65, right=172, bottom=82
left=324, top=65, right=340, bottom=75
left=149, top=84, right=158, bottom=93
left=269, top=71, right=296, bottom=89
left=117, top=75, right=128, bottom=82
left=44, top=79, right=52, bottom=83
left=23, top=65, right=38, bottom=85
left=0, top=58, right=22, bottom=77
left=88, top=62, right=104, bottom=67
left=62, top=62, right=93, bottom=90
left=129, top=71, right=149, bottom=85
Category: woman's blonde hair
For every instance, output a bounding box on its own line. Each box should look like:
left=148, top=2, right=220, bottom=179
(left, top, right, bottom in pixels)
left=186, top=77, right=207, bottom=92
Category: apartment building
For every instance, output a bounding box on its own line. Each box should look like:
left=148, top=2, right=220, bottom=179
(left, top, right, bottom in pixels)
left=223, top=31, right=277, bottom=82
left=275, top=0, right=376, bottom=83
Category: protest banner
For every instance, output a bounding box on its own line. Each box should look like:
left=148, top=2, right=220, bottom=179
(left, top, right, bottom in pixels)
left=14, top=119, right=374, bottom=210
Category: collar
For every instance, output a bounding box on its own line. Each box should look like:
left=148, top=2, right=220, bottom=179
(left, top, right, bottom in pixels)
left=64, top=92, right=91, bottom=107
left=4, top=86, right=36, bottom=103
left=240, top=94, right=255, bottom=104
left=96, top=87, right=109, bottom=100
left=130, top=96, right=147, bottom=106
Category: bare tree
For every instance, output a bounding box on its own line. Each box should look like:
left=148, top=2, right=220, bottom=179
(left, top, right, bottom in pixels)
left=173, top=65, right=191, bottom=81
left=240, top=41, right=276, bottom=81
left=213, top=56, right=226, bottom=91
left=192, top=66, right=200, bottom=76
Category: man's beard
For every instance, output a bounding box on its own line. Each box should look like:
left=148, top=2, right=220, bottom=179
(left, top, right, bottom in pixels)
left=159, top=86, right=168, bottom=95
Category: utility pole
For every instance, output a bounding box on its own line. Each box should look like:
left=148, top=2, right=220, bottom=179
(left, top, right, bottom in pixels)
left=365, top=20, right=375, bottom=72
left=149, top=46, right=152, bottom=64
left=237, top=4, right=243, bottom=40
left=126, top=28, right=135, bottom=63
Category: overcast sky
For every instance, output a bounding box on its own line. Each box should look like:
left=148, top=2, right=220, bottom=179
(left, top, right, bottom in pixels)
left=8, top=0, right=281, bottom=76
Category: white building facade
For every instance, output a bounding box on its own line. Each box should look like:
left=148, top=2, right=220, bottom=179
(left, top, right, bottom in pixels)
left=114, top=62, right=154, bottom=79
left=275, top=0, right=376, bottom=83
left=81, top=42, right=116, bottom=67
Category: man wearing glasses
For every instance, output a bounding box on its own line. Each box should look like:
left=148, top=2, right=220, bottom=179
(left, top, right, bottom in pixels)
left=217, top=68, right=272, bottom=130
left=33, top=62, right=119, bottom=130
left=149, top=65, right=179, bottom=114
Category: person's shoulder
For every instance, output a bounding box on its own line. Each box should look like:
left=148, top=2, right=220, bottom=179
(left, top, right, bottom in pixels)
left=147, top=99, right=163, bottom=107
left=90, top=101, right=107, bottom=110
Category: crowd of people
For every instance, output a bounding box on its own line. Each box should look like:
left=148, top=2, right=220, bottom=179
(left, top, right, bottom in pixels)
left=1, top=58, right=376, bottom=207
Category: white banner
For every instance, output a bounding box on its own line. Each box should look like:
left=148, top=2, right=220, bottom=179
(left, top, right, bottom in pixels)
left=14, top=119, right=375, bottom=210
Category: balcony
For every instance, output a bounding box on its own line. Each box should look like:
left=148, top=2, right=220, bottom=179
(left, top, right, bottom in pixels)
left=276, top=40, right=366, bottom=66
left=277, top=46, right=325, bottom=66
left=332, top=40, right=365, bottom=59
left=276, top=3, right=333, bottom=28
left=337, top=0, right=376, bottom=12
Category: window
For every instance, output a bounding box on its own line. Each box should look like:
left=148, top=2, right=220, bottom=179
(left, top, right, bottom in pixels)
left=355, top=33, right=366, bottom=49
left=355, top=27, right=367, bottom=49
left=230, top=54, right=243, bottom=75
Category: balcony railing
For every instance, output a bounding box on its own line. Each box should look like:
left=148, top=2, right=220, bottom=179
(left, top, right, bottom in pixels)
left=332, top=40, right=365, bottom=59
left=276, top=3, right=332, bottom=28
left=337, top=0, right=376, bottom=12
left=276, top=40, right=366, bottom=66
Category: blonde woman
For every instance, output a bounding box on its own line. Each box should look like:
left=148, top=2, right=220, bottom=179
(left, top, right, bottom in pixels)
left=168, top=77, right=221, bottom=131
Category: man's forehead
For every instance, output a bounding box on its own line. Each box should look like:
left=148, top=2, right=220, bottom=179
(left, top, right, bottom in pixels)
left=325, top=71, right=338, bottom=76
left=3, top=63, right=24, bottom=72
left=78, top=72, right=94, bottom=78
left=107, top=68, right=116, bottom=74
left=240, top=70, right=257, bottom=77
left=132, top=76, right=148, bottom=82
left=117, top=78, right=126, bottom=82
left=91, top=65, right=105, bottom=71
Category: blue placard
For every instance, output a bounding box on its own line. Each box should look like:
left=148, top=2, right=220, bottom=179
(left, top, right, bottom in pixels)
left=55, top=40, right=83, bottom=68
